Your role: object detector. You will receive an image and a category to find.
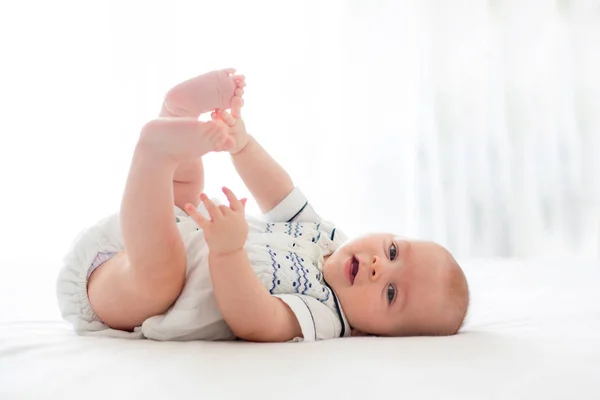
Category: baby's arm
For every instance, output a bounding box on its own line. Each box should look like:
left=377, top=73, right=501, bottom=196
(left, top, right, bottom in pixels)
left=211, top=87, right=295, bottom=214
left=216, top=88, right=321, bottom=222
left=230, top=135, right=295, bottom=214
left=209, top=247, right=302, bottom=342
left=186, top=189, right=301, bottom=342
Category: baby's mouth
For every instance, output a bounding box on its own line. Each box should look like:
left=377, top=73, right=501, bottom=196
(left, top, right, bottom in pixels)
left=350, top=256, right=359, bottom=285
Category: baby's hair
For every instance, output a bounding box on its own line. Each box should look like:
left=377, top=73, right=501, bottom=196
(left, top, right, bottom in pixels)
left=389, top=255, right=470, bottom=338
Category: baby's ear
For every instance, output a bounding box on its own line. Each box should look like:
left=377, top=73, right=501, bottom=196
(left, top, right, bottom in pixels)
left=351, top=329, right=369, bottom=337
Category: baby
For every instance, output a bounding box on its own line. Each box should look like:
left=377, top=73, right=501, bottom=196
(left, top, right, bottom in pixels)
left=56, top=69, right=469, bottom=342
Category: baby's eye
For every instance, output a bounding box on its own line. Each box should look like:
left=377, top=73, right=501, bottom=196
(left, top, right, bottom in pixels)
left=387, top=284, right=396, bottom=304
left=389, top=242, right=398, bottom=261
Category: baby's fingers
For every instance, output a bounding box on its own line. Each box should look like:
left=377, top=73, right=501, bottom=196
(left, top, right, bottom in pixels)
left=216, top=109, right=236, bottom=127
left=234, top=75, right=246, bottom=87
left=200, top=193, right=222, bottom=220
left=222, top=186, right=244, bottom=212
left=185, top=203, right=209, bottom=228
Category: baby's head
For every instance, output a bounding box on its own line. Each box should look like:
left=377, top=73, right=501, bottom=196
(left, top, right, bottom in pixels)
left=324, top=233, right=469, bottom=337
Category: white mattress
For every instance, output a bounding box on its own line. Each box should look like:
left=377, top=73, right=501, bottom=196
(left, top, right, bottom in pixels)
left=1, top=259, right=599, bottom=400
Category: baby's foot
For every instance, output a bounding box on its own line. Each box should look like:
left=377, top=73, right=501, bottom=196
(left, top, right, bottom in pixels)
left=161, top=69, right=246, bottom=118
left=211, top=89, right=248, bottom=154
left=139, top=118, right=234, bottom=162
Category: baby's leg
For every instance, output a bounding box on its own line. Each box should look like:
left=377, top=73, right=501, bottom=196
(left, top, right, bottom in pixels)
left=161, top=69, right=245, bottom=209
left=87, top=119, right=232, bottom=331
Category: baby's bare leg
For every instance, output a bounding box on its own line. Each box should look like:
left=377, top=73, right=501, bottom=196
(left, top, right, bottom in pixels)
left=87, top=119, right=232, bottom=330
left=161, top=69, right=245, bottom=209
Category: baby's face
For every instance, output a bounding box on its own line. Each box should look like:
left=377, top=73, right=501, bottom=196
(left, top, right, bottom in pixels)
left=323, top=233, right=459, bottom=336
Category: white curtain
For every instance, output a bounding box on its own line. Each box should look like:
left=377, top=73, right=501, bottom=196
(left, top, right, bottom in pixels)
left=0, top=0, right=598, bottom=286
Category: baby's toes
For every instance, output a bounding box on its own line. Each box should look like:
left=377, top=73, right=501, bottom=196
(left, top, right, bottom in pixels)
left=218, top=109, right=237, bottom=127
left=233, top=75, right=246, bottom=88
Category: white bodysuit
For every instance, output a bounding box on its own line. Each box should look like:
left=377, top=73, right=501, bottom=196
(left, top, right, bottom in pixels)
left=56, top=187, right=351, bottom=342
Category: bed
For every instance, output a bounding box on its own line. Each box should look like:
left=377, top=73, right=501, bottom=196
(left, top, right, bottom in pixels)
left=1, top=258, right=599, bottom=399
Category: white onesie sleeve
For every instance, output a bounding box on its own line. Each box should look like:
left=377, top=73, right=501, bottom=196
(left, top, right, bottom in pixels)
left=265, top=187, right=352, bottom=341
left=263, top=187, right=323, bottom=223
left=274, top=294, right=351, bottom=341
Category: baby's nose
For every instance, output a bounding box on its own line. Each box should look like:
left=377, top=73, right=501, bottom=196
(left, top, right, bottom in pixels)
left=369, top=256, right=382, bottom=281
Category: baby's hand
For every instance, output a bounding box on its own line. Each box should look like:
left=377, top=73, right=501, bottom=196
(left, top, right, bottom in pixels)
left=211, top=78, right=249, bottom=154
left=185, top=187, right=249, bottom=256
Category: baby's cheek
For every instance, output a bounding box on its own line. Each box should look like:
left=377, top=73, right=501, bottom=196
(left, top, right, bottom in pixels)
left=347, top=292, right=378, bottom=320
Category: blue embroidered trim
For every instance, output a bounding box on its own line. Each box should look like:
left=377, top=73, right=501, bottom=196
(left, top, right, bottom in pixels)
left=293, top=223, right=300, bottom=238
left=309, top=223, right=321, bottom=243
left=318, top=283, right=331, bottom=302
left=266, top=223, right=273, bottom=233
left=292, top=252, right=309, bottom=295
left=312, top=231, right=321, bottom=243
left=287, top=251, right=302, bottom=293
left=330, top=228, right=337, bottom=240
left=287, top=201, right=309, bottom=222
left=268, top=247, right=279, bottom=294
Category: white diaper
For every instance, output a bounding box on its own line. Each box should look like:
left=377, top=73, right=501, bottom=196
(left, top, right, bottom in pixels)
left=56, top=210, right=140, bottom=338
left=55, top=202, right=233, bottom=340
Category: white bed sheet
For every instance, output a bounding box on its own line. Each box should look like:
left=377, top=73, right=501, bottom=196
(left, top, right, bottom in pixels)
left=1, top=259, right=599, bottom=400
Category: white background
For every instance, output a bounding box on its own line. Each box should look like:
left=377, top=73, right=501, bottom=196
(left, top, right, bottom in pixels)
left=0, top=0, right=598, bottom=321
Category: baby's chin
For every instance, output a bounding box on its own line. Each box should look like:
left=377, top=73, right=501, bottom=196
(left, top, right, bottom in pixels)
left=322, top=254, right=342, bottom=288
